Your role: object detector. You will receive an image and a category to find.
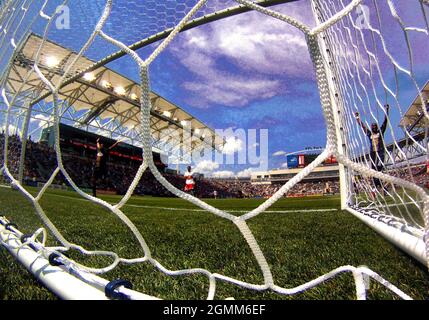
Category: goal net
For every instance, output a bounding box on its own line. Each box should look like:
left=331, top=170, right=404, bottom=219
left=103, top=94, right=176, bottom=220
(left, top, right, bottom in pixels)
left=0, top=0, right=428, bottom=300
left=312, top=0, right=429, bottom=265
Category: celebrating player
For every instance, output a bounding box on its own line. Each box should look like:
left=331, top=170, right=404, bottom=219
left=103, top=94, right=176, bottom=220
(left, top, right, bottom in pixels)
left=355, top=104, right=390, bottom=191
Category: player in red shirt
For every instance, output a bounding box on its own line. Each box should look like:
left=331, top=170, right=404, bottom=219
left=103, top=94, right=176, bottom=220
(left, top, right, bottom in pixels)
left=184, top=166, right=195, bottom=195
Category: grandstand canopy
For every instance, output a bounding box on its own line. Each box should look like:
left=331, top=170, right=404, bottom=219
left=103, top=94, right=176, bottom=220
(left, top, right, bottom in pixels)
left=6, top=33, right=223, bottom=155
left=399, top=80, right=429, bottom=131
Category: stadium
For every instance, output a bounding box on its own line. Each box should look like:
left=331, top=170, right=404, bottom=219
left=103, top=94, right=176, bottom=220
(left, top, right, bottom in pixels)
left=1, top=0, right=429, bottom=302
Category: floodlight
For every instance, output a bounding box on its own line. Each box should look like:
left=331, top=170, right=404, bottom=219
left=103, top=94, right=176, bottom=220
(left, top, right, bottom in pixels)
left=83, top=73, right=96, bottom=82
left=45, top=56, right=59, bottom=67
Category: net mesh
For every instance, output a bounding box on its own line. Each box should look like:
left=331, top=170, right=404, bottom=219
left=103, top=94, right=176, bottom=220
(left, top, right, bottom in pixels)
left=0, top=0, right=428, bottom=300
left=314, top=0, right=429, bottom=239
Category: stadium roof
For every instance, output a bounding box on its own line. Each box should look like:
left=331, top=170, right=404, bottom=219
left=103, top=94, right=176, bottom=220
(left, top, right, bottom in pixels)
left=399, top=80, right=429, bottom=130
left=5, top=33, right=224, bottom=155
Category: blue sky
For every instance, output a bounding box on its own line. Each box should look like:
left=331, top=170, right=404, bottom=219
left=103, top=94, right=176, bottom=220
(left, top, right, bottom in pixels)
left=7, top=0, right=429, bottom=178
left=147, top=0, right=325, bottom=175
left=143, top=0, right=429, bottom=176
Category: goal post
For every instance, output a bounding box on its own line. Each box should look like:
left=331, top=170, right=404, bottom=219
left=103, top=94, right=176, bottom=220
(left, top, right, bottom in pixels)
left=310, top=0, right=429, bottom=265
left=309, top=0, right=351, bottom=212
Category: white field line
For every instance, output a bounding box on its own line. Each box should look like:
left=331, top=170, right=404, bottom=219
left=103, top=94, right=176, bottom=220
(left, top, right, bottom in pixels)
left=384, top=202, right=420, bottom=208
left=25, top=190, right=339, bottom=214
left=2, top=184, right=417, bottom=212
left=0, top=184, right=339, bottom=202
left=124, top=203, right=338, bottom=213
left=359, top=201, right=420, bottom=209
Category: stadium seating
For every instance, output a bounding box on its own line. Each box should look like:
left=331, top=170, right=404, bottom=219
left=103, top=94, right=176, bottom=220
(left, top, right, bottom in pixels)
left=5, top=132, right=428, bottom=198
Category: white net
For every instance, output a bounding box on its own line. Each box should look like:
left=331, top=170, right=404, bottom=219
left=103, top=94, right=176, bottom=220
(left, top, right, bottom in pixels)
left=0, top=0, right=428, bottom=300
left=313, top=0, right=429, bottom=252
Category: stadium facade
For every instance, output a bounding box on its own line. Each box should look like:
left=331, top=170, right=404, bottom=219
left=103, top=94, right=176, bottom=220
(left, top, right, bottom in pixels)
left=251, top=152, right=339, bottom=183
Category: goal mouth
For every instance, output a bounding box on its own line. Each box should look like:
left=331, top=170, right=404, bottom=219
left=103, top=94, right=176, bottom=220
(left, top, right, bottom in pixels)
left=0, top=0, right=428, bottom=300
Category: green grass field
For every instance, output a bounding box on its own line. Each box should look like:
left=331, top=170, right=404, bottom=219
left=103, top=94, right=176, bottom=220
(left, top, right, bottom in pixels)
left=0, top=186, right=428, bottom=300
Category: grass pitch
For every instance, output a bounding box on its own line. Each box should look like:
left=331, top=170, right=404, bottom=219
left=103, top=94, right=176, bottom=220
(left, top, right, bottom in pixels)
left=0, top=186, right=428, bottom=300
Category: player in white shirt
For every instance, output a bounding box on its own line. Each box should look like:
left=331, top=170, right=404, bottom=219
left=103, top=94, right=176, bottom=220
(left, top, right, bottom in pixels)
left=184, top=166, right=195, bottom=195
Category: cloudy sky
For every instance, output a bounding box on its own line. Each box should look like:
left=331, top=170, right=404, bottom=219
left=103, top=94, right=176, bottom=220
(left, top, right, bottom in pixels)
left=145, top=0, right=429, bottom=177
left=15, top=0, right=429, bottom=178
left=149, top=0, right=327, bottom=177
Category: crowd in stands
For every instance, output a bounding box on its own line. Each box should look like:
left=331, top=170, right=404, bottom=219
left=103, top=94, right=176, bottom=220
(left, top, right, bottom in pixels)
left=2, top=132, right=427, bottom=199
left=206, top=180, right=340, bottom=198
left=388, top=164, right=429, bottom=188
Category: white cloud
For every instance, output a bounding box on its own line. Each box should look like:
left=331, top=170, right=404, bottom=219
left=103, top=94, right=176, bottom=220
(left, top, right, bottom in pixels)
left=169, top=2, right=315, bottom=108
left=31, top=114, right=52, bottom=122
left=236, top=167, right=260, bottom=178
left=89, top=119, right=100, bottom=127
left=211, top=170, right=235, bottom=179
left=177, top=48, right=279, bottom=107
left=213, top=22, right=310, bottom=76
left=182, top=76, right=278, bottom=107
left=30, top=114, right=53, bottom=129
left=194, top=160, right=220, bottom=174
left=209, top=167, right=262, bottom=179
left=273, top=150, right=286, bottom=157
left=221, top=136, right=243, bottom=155
left=2, top=124, right=22, bottom=137
left=281, top=162, right=289, bottom=168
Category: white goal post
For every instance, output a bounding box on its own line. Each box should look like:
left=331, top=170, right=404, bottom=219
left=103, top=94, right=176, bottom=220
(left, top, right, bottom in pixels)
left=311, top=0, right=429, bottom=265
left=0, top=0, right=428, bottom=300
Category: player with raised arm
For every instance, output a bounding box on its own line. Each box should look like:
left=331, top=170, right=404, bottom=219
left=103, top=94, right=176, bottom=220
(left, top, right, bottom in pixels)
left=92, top=137, right=121, bottom=197
left=355, top=104, right=390, bottom=192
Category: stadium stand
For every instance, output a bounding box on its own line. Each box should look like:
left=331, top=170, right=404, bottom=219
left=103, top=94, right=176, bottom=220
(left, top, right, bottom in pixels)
left=388, top=164, right=429, bottom=189
left=0, top=132, right=343, bottom=198
left=2, top=132, right=426, bottom=199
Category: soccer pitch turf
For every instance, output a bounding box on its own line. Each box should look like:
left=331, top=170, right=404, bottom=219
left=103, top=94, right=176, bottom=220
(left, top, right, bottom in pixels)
left=0, top=186, right=428, bottom=300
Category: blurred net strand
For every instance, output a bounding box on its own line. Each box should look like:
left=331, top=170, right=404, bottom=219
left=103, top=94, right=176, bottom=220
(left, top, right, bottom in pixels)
left=0, top=0, right=427, bottom=300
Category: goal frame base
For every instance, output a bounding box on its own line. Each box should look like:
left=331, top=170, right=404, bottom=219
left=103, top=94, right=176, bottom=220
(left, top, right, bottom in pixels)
left=346, top=207, right=426, bottom=265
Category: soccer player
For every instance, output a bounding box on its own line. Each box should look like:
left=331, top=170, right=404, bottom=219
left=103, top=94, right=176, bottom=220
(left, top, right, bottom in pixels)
left=92, top=137, right=120, bottom=197
left=184, top=166, right=195, bottom=196
left=355, top=104, right=390, bottom=191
